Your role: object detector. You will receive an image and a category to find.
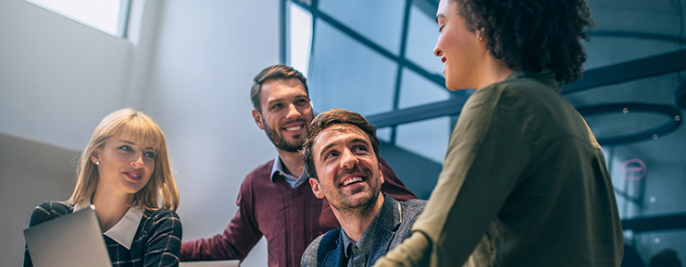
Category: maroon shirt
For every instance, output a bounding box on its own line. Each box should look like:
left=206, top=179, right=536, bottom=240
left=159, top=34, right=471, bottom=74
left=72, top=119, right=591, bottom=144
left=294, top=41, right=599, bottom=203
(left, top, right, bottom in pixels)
left=181, top=157, right=415, bottom=267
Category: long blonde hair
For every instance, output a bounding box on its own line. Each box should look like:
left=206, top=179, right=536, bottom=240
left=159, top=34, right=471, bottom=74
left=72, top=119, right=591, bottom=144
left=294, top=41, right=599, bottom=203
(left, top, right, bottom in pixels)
left=69, top=108, right=180, bottom=211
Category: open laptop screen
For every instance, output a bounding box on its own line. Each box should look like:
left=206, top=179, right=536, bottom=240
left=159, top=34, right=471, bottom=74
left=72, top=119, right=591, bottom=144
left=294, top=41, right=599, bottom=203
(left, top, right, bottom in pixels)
left=24, top=205, right=112, bottom=267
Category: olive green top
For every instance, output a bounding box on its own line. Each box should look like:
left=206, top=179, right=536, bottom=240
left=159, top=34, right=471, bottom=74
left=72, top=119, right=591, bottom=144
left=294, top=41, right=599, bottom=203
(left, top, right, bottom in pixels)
left=374, top=71, right=624, bottom=267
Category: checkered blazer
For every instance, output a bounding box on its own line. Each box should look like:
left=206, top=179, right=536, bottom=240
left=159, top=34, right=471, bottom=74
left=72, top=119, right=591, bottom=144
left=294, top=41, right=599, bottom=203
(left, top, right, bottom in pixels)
left=24, top=201, right=182, bottom=267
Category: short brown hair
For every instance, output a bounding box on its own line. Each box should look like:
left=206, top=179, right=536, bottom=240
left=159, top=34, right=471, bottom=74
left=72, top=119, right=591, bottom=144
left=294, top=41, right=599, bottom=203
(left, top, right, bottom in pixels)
left=250, top=65, right=308, bottom=112
left=302, top=109, right=380, bottom=179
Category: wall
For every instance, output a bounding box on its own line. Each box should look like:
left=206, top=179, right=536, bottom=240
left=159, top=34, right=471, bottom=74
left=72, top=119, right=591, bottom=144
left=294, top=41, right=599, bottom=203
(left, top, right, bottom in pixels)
left=0, top=0, right=280, bottom=266
left=0, top=1, right=131, bottom=265
left=0, top=133, right=80, bottom=266
left=142, top=1, right=280, bottom=266
left=0, top=0, right=131, bottom=151
left=608, top=148, right=686, bottom=264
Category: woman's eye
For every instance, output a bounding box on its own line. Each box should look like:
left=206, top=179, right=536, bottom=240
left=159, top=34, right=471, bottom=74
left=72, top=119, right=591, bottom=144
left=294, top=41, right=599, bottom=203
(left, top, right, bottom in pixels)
left=144, top=152, right=156, bottom=159
left=438, top=25, right=445, bottom=33
left=118, top=145, right=132, bottom=151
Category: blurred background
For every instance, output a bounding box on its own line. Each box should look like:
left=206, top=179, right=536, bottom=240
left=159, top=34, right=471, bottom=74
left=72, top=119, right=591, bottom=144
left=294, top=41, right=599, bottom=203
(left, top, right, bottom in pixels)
left=1, top=0, right=684, bottom=266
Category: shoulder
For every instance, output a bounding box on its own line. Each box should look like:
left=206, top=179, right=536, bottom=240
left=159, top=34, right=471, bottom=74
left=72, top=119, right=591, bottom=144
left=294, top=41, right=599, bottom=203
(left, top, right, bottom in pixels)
left=401, top=199, right=427, bottom=209
left=461, top=74, right=556, bottom=132
left=482, top=73, right=558, bottom=109
left=29, top=201, right=73, bottom=226
left=301, top=234, right=325, bottom=266
left=242, top=159, right=275, bottom=184
left=302, top=229, right=340, bottom=266
left=142, top=209, right=182, bottom=233
left=236, top=159, right=276, bottom=203
left=144, top=208, right=181, bottom=225
left=473, top=79, right=530, bottom=106
left=146, top=208, right=180, bottom=220
left=35, top=201, right=73, bottom=214
left=400, top=199, right=427, bottom=217
left=479, top=72, right=554, bottom=97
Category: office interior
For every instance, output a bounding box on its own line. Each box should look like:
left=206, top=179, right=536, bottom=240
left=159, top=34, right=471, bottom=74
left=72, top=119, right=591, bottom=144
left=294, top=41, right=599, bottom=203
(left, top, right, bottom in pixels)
left=1, top=0, right=684, bottom=266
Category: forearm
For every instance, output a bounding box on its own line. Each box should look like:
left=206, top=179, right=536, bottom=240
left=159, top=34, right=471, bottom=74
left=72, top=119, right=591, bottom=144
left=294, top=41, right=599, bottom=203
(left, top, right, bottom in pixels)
left=181, top=234, right=250, bottom=261
left=381, top=86, right=531, bottom=266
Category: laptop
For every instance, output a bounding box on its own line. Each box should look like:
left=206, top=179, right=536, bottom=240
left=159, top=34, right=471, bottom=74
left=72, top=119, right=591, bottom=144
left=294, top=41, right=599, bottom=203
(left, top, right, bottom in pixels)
left=24, top=205, right=112, bottom=267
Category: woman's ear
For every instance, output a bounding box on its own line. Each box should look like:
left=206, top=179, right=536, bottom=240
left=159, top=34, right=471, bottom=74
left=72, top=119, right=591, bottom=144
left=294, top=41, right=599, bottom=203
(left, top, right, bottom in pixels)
left=90, top=148, right=100, bottom=165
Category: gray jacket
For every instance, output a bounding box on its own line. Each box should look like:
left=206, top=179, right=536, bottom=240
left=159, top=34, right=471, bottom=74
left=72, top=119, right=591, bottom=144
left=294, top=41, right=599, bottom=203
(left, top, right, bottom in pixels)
left=301, top=194, right=426, bottom=267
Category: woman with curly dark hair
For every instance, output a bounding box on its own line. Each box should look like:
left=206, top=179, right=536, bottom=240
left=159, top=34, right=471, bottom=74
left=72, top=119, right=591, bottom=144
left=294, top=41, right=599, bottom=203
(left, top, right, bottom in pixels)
left=373, top=0, right=623, bottom=266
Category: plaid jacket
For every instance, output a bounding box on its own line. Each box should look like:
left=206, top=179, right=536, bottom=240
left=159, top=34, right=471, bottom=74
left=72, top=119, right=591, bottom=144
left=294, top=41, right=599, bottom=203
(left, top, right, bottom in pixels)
left=24, top=201, right=182, bottom=267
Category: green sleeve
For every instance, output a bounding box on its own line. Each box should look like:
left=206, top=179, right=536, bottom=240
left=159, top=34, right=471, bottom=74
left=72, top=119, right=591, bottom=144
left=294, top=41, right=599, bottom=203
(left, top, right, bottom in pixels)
left=375, top=84, right=533, bottom=267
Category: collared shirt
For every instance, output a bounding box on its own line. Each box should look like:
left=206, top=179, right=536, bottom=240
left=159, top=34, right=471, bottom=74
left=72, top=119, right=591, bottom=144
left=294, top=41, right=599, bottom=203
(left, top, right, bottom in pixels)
left=181, top=158, right=417, bottom=267
left=74, top=202, right=143, bottom=250
left=300, top=194, right=427, bottom=267
left=25, top=201, right=182, bottom=267
left=341, top=230, right=369, bottom=267
left=270, top=153, right=309, bottom=188
left=342, top=230, right=355, bottom=259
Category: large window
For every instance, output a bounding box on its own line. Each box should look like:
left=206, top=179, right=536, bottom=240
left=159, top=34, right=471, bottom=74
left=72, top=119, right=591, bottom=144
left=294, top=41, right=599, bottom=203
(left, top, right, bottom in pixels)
left=284, top=0, right=449, bottom=163
left=282, top=0, right=686, bottom=263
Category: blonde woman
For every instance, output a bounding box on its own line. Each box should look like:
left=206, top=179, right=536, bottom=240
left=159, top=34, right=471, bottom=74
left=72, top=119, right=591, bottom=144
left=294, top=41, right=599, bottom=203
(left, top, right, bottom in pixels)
left=24, top=109, right=182, bottom=267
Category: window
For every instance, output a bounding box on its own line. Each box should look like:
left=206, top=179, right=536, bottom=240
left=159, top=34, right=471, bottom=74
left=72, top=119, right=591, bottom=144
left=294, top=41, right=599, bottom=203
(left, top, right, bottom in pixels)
left=288, top=2, right=313, bottom=77
left=26, top=0, right=131, bottom=37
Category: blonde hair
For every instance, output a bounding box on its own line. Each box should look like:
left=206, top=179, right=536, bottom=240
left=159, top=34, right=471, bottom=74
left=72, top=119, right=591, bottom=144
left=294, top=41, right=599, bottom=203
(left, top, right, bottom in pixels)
left=69, top=108, right=180, bottom=211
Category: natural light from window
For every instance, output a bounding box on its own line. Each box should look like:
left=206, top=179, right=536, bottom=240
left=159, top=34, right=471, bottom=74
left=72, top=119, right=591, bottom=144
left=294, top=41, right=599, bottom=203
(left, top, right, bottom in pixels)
left=289, top=3, right=312, bottom=78
left=25, top=0, right=129, bottom=37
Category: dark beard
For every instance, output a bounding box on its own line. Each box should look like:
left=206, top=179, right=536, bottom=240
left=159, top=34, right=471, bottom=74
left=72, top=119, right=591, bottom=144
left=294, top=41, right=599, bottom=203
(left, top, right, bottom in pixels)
left=331, top=188, right=381, bottom=220
left=263, top=120, right=304, bottom=152
left=330, top=166, right=381, bottom=213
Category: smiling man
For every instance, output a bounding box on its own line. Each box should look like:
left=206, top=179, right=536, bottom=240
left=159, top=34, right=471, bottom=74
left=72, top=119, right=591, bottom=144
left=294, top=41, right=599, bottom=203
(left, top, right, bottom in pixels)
left=300, top=109, right=426, bottom=267
left=180, top=65, right=416, bottom=267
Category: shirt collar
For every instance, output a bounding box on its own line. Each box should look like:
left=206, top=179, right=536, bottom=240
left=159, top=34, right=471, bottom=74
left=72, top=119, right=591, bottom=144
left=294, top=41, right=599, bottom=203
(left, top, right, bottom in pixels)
left=74, top=202, right=143, bottom=250
left=340, top=194, right=399, bottom=259
left=341, top=230, right=355, bottom=258
left=269, top=154, right=310, bottom=187
left=504, top=70, right=558, bottom=89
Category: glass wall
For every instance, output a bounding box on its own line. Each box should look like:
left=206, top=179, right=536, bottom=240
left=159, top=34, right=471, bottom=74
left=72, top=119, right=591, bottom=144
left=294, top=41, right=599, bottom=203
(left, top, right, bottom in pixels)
left=283, top=0, right=686, bottom=263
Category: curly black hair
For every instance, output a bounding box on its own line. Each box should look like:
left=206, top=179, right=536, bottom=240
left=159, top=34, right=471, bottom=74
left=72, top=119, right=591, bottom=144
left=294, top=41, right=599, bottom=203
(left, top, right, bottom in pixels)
left=452, top=0, right=594, bottom=84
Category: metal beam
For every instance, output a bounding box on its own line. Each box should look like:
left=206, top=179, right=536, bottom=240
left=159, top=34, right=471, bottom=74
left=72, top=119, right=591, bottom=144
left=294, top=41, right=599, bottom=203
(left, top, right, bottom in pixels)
left=587, top=31, right=686, bottom=45
left=389, top=0, right=415, bottom=143
left=622, top=213, right=686, bottom=233
left=367, top=95, right=470, bottom=128
left=563, top=49, right=686, bottom=94
left=368, top=49, right=686, bottom=128
left=279, top=0, right=287, bottom=64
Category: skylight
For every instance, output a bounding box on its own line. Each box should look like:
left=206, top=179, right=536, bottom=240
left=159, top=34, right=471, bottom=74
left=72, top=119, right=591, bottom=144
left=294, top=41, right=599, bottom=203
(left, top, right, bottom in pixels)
left=26, top=0, right=131, bottom=37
